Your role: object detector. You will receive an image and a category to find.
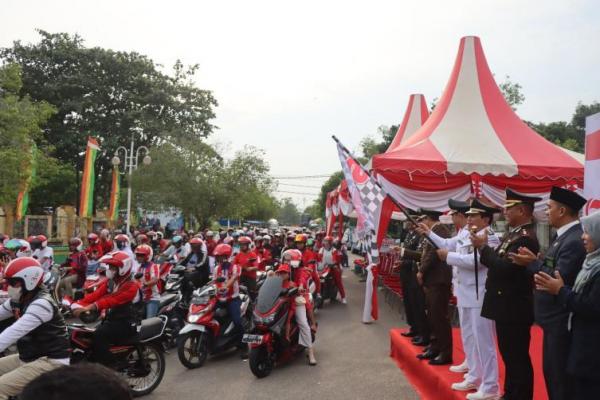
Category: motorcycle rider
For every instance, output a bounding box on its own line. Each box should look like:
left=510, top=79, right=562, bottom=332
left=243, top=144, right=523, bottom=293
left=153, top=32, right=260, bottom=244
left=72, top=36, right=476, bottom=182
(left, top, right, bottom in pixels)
left=233, top=236, right=259, bottom=298
left=179, top=237, right=210, bottom=304
left=281, top=249, right=317, bottom=365
left=59, top=238, right=88, bottom=298
left=212, top=244, right=246, bottom=358
left=99, top=229, right=113, bottom=255
left=161, top=235, right=189, bottom=263
left=29, top=235, right=53, bottom=273
left=0, top=257, right=70, bottom=399
left=294, top=234, right=321, bottom=297
left=86, top=233, right=104, bottom=262
left=135, top=245, right=160, bottom=318
left=71, top=251, right=141, bottom=366
left=318, top=236, right=347, bottom=304
left=258, top=235, right=273, bottom=271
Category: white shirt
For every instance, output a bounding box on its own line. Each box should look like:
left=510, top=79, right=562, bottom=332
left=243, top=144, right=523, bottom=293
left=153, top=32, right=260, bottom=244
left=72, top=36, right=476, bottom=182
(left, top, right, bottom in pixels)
left=556, top=220, right=580, bottom=238
left=0, top=299, right=69, bottom=365
left=33, top=247, right=54, bottom=272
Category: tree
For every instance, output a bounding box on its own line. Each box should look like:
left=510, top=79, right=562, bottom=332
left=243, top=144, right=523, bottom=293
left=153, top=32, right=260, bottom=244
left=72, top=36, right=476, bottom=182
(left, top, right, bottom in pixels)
left=1, top=30, right=217, bottom=208
left=277, top=198, right=300, bottom=225
left=0, top=63, right=55, bottom=207
left=498, top=75, right=525, bottom=110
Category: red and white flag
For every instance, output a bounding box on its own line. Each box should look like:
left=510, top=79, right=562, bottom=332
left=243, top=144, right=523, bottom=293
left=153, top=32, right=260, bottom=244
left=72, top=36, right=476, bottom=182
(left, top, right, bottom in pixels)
left=584, top=112, right=600, bottom=215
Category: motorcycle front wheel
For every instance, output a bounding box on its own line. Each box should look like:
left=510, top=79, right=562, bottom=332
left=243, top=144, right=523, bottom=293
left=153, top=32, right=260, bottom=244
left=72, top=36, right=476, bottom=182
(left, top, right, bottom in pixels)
left=177, top=331, right=208, bottom=369
left=249, top=346, right=273, bottom=378
left=124, top=343, right=166, bottom=397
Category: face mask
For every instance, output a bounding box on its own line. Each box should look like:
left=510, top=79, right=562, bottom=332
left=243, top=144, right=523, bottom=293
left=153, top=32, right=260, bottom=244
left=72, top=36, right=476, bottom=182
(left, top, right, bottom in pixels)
left=8, top=286, right=22, bottom=302
left=106, top=269, right=116, bottom=280
left=116, top=242, right=125, bottom=250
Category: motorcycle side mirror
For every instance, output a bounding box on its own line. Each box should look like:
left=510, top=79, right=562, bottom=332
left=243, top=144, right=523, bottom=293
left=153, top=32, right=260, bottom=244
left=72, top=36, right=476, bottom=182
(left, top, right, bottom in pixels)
left=287, top=287, right=298, bottom=297
left=216, top=276, right=226, bottom=283
left=134, top=272, right=143, bottom=280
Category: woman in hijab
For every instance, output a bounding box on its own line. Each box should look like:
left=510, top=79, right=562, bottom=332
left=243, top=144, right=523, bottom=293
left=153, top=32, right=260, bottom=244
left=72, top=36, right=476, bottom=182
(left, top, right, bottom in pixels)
left=535, top=211, right=600, bottom=399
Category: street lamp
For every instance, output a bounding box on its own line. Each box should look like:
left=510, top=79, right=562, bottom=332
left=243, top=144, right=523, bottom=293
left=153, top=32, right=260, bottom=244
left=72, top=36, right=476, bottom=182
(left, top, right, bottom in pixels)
left=112, top=135, right=151, bottom=235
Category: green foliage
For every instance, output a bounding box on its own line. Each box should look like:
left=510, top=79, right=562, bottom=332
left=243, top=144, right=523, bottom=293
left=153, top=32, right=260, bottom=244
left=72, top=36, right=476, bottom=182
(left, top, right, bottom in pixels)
left=0, top=63, right=55, bottom=206
left=28, top=154, right=77, bottom=213
left=1, top=30, right=217, bottom=208
left=359, top=125, right=399, bottom=159
left=498, top=75, right=525, bottom=110
left=131, top=142, right=277, bottom=227
left=277, top=198, right=300, bottom=225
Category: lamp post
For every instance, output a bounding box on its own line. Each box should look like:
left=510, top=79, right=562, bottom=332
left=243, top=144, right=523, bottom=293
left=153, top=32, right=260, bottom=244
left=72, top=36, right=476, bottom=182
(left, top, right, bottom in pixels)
left=111, top=133, right=151, bottom=235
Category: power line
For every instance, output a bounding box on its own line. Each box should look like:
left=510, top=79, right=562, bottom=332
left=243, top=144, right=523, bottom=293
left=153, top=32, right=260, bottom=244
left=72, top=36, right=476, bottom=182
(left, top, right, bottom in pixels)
left=275, top=190, right=320, bottom=196
left=272, top=174, right=331, bottom=179
left=278, top=183, right=323, bottom=189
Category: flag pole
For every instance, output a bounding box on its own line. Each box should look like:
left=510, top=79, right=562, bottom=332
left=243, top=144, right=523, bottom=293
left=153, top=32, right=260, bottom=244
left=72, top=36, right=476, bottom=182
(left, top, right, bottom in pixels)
left=332, top=135, right=438, bottom=249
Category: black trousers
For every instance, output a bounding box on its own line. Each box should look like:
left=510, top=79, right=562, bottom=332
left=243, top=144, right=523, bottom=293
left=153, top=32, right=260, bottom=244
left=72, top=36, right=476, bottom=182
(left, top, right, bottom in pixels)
left=424, top=284, right=452, bottom=357
left=240, top=275, right=257, bottom=300
left=574, top=376, right=600, bottom=400
left=182, top=270, right=209, bottom=303
left=542, top=321, right=573, bottom=400
left=411, top=278, right=430, bottom=340
left=496, top=322, right=533, bottom=400
left=399, top=263, right=417, bottom=331
left=93, top=320, right=137, bottom=366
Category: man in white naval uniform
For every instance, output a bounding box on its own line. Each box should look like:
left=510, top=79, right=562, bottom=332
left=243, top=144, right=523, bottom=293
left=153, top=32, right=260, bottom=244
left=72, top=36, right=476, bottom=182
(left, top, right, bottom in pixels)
left=420, top=199, right=502, bottom=400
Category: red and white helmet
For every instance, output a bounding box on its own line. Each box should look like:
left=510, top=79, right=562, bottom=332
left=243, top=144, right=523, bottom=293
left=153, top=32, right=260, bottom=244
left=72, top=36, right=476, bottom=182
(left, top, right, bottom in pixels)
left=282, top=249, right=302, bottom=268
left=189, top=237, right=204, bottom=247
left=114, top=234, right=129, bottom=243
left=4, top=257, right=44, bottom=291
left=238, top=236, right=252, bottom=245
left=87, top=233, right=99, bottom=244
left=99, top=251, right=133, bottom=277
left=134, top=244, right=153, bottom=262
left=69, top=237, right=83, bottom=252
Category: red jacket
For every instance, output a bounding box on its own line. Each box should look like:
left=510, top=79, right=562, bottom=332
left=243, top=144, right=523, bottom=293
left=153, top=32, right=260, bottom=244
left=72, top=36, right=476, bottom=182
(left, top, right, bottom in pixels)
left=206, top=239, right=217, bottom=256
left=257, top=248, right=272, bottom=271
left=77, top=277, right=140, bottom=311
left=233, top=250, right=259, bottom=280
left=100, top=239, right=113, bottom=255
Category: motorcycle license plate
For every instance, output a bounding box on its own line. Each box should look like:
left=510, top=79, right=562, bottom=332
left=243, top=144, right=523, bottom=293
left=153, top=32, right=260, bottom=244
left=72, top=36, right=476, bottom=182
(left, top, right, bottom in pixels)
left=242, top=334, right=263, bottom=344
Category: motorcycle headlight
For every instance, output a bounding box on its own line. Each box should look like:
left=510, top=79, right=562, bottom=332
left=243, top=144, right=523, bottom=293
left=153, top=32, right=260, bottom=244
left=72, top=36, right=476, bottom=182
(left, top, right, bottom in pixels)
left=254, top=312, right=276, bottom=325
left=188, top=314, right=200, bottom=323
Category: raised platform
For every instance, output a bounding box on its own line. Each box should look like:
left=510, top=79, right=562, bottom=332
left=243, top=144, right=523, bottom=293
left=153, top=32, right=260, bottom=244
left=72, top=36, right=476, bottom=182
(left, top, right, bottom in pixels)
left=390, top=326, right=548, bottom=400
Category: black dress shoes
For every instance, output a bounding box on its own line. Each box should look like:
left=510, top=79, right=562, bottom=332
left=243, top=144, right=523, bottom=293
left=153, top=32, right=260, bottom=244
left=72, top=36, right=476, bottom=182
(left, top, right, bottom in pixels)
left=416, top=349, right=439, bottom=360
left=412, top=337, right=430, bottom=346
left=428, top=354, right=452, bottom=365
left=401, top=330, right=417, bottom=338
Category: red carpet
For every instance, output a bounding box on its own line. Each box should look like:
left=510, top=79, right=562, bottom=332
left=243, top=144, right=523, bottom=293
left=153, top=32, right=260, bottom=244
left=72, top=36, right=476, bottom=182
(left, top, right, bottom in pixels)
left=390, top=326, right=548, bottom=400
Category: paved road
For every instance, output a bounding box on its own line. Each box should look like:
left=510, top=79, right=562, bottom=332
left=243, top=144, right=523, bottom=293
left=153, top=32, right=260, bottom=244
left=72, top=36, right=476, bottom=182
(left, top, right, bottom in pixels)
left=147, top=263, right=419, bottom=400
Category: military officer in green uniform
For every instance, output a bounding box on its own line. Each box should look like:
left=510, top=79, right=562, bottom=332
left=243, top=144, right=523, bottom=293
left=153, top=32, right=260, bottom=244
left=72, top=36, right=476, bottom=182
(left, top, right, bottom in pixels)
left=470, top=188, right=541, bottom=400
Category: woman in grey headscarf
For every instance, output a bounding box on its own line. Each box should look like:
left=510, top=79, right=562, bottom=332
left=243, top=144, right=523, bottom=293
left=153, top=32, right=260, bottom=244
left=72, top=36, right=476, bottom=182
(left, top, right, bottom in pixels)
left=535, top=211, right=600, bottom=399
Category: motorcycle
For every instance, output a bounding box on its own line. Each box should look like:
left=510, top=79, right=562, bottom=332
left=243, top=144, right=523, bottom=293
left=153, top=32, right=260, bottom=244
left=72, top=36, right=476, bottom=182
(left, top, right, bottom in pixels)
left=176, top=278, right=251, bottom=369
left=69, top=315, right=168, bottom=397
left=60, top=266, right=109, bottom=323
left=156, top=291, right=186, bottom=349
left=244, top=276, right=313, bottom=378
left=317, top=263, right=339, bottom=305
left=162, top=264, right=186, bottom=294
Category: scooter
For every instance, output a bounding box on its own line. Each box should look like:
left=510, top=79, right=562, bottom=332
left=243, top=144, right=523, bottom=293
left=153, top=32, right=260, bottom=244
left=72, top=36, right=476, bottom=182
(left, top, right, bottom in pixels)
left=69, top=315, right=168, bottom=397
left=176, top=278, right=251, bottom=369
left=157, top=291, right=186, bottom=349
left=244, top=275, right=313, bottom=378
left=317, top=263, right=339, bottom=305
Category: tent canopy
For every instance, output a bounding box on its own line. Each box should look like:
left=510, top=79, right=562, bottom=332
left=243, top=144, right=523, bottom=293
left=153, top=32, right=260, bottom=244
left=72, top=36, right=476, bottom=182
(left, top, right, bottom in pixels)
left=386, top=94, right=430, bottom=152
left=373, top=36, right=583, bottom=192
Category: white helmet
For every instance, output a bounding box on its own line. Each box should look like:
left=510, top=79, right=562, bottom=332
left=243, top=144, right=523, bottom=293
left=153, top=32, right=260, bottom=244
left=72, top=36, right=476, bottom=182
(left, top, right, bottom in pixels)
left=263, top=235, right=272, bottom=241
left=99, top=251, right=133, bottom=277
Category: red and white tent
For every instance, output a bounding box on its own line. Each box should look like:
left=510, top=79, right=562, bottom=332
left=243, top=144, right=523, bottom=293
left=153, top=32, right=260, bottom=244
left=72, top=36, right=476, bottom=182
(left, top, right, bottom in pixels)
left=386, top=94, right=430, bottom=152
left=372, top=36, right=584, bottom=212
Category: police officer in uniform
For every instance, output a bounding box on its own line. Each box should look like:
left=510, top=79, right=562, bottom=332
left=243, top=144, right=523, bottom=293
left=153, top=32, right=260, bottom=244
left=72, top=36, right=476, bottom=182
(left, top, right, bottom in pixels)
left=414, top=209, right=453, bottom=365
left=471, top=188, right=541, bottom=400
left=510, top=186, right=587, bottom=400
left=396, top=210, right=425, bottom=339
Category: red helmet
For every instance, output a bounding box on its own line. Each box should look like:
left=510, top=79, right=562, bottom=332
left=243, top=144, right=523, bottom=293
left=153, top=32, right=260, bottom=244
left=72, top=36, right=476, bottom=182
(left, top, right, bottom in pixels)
left=146, top=231, right=157, bottom=238
left=324, top=235, right=333, bottom=242
left=282, top=249, right=302, bottom=268
left=213, top=244, right=232, bottom=257
left=189, top=237, right=204, bottom=246
left=276, top=264, right=291, bottom=274
left=4, top=257, right=44, bottom=291
left=134, top=244, right=153, bottom=262
left=69, top=237, right=83, bottom=252
left=238, top=236, right=252, bottom=245
left=136, top=234, right=149, bottom=244
left=114, top=234, right=129, bottom=243
left=100, top=251, right=132, bottom=277
left=88, top=233, right=99, bottom=244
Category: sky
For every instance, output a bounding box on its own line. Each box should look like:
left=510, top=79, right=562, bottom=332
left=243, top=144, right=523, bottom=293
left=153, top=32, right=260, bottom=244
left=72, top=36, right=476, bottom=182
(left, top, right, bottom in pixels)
left=2, top=0, right=599, bottom=209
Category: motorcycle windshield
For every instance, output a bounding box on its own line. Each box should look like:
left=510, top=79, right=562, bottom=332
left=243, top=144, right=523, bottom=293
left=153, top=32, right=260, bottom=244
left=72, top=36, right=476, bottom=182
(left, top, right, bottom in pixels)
left=256, top=276, right=283, bottom=314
